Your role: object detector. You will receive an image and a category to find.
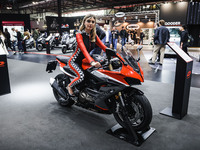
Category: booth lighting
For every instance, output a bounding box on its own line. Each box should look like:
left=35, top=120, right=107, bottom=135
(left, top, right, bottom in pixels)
left=6, top=6, right=12, bottom=10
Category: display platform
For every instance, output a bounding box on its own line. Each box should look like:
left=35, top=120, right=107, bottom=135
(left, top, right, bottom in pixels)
left=0, top=59, right=200, bottom=150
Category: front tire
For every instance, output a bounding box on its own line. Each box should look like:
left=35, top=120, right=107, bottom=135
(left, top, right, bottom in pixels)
left=37, top=44, right=43, bottom=51
left=62, top=46, right=67, bottom=54
left=113, top=92, right=152, bottom=131
left=53, top=74, right=74, bottom=107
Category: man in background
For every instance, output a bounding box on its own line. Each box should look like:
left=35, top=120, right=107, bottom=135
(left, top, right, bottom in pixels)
left=149, top=20, right=170, bottom=65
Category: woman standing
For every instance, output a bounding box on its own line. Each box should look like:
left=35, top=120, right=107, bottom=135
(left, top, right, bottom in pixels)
left=67, top=14, right=108, bottom=95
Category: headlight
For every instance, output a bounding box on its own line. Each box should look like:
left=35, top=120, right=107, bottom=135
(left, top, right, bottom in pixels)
left=124, top=77, right=141, bottom=85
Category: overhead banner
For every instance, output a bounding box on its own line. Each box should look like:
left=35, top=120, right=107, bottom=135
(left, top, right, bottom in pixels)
left=2, top=21, right=25, bottom=26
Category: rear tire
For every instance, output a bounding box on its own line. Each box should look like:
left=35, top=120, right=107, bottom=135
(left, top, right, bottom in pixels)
left=53, top=74, right=74, bottom=107
left=113, top=92, right=152, bottom=131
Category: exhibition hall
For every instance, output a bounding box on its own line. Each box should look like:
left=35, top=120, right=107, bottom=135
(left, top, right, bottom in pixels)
left=0, top=0, right=200, bottom=150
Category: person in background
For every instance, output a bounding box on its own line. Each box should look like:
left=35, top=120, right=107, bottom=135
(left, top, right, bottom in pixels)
left=15, top=29, right=24, bottom=54
left=120, top=26, right=127, bottom=47
left=73, top=27, right=78, bottom=37
left=140, top=30, right=145, bottom=45
left=24, top=29, right=30, bottom=40
left=4, top=28, right=11, bottom=50
left=10, top=28, right=17, bottom=55
left=133, top=29, right=137, bottom=44
left=149, top=20, right=170, bottom=65
left=111, top=26, right=119, bottom=50
left=149, top=23, right=160, bottom=62
left=33, top=28, right=39, bottom=49
left=67, top=14, right=109, bottom=96
left=102, top=24, right=112, bottom=48
left=179, top=25, right=189, bottom=54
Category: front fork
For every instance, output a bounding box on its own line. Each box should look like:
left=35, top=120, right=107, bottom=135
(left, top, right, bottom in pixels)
left=118, top=92, right=139, bottom=142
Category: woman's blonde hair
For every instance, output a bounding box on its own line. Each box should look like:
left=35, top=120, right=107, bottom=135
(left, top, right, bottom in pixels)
left=79, top=14, right=96, bottom=42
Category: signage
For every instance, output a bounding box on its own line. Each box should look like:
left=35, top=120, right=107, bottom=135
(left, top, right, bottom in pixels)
left=187, top=71, right=191, bottom=79
left=165, top=22, right=181, bottom=26
left=167, top=42, right=193, bottom=62
left=0, top=61, right=5, bottom=67
left=126, top=24, right=140, bottom=30
left=2, top=21, right=25, bottom=26
left=115, top=12, right=125, bottom=18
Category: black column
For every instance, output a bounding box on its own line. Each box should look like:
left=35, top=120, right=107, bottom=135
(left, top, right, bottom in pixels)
left=57, top=0, right=62, bottom=35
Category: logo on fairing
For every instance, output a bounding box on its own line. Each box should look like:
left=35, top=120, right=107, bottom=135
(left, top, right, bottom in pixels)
left=0, top=61, right=5, bottom=67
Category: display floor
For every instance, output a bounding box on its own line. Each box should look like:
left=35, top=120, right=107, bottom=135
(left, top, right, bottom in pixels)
left=0, top=56, right=200, bottom=149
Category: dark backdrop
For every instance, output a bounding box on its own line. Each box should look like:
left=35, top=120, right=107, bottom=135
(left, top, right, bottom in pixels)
left=0, top=14, right=30, bottom=32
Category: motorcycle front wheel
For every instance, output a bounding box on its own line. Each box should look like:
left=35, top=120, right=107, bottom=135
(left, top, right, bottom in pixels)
left=37, top=44, right=43, bottom=51
left=53, top=74, right=75, bottom=107
left=62, top=46, right=67, bottom=54
left=113, top=93, right=152, bottom=132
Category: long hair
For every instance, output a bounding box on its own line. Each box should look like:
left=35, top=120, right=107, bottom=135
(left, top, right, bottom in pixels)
left=79, top=14, right=96, bottom=42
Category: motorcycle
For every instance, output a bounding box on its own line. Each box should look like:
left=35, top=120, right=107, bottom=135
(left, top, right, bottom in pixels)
left=54, top=33, right=61, bottom=46
left=46, top=45, right=152, bottom=132
left=61, top=32, right=76, bottom=54
left=37, top=33, right=47, bottom=51
left=25, top=36, right=34, bottom=49
left=37, top=33, right=56, bottom=51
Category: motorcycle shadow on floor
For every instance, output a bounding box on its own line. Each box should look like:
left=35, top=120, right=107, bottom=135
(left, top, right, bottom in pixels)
left=49, top=101, right=116, bottom=128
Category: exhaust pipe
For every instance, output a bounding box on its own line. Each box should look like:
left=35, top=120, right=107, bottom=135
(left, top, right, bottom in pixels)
left=50, top=78, right=67, bottom=99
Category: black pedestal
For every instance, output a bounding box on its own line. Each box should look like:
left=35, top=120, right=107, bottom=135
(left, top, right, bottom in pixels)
left=160, top=46, right=193, bottom=119
left=46, top=41, right=50, bottom=54
left=0, top=55, right=11, bottom=95
left=107, top=124, right=155, bottom=146
left=22, top=40, right=26, bottom=52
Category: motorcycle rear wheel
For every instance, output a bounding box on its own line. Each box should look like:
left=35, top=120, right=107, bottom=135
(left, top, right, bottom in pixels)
left=113, top=93, right=152, bottom=132
left=53, top=74, right=74, bottom=107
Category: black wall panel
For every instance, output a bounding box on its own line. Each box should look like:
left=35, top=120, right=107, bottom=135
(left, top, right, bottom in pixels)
left=187, top=2, right=200, bottom=25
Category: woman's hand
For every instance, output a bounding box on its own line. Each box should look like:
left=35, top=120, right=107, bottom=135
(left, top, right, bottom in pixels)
left=91, top=61, right=101, bottom=68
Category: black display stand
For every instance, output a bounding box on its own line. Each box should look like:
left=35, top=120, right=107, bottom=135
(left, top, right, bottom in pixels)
left=46, top=40, right=50, bottom=54
left=107, top=124, right=155, bottom=146
left=160, top=43, right=193, bottom=119
left=0, top=55, right=11, bottom=95
left=22, top=39, right=27, bottom=53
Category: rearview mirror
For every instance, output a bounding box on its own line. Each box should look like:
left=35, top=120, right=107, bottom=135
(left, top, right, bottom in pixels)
left=106, top=48, right=117, bottom=57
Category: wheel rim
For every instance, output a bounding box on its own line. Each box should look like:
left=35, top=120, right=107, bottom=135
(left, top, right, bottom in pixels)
left=116, top=98, right=145, bottom=127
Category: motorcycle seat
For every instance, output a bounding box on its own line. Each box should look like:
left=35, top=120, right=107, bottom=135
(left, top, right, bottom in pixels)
left=63, top=66, right=76, bottom=77
left=56, top=56, right=70, bottom=64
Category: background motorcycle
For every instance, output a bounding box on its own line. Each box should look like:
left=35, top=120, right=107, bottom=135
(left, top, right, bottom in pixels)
left=25, top=36, right=34, bottom=49
left=37, top=34, right=55, bottom=51
left=61, top=32, right=76, bottom=54
left=46, top=46, right=152, bottom=132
